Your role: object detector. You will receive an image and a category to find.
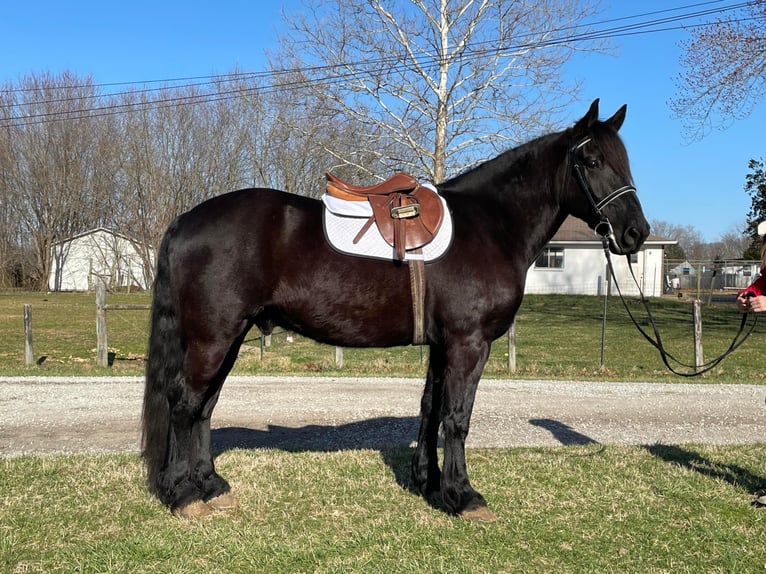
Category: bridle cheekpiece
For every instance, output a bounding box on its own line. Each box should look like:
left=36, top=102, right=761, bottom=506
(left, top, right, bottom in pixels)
left=569, top=137, right=637, bottom=247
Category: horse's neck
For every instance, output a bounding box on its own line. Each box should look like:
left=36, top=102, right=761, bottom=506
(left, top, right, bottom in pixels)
left=442, top=134, right=571, bottom=266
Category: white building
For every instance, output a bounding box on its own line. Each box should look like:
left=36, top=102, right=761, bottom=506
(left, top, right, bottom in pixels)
left=524, top=216, right=674, bottom=297
left=49, top=228, right=152, bottom=291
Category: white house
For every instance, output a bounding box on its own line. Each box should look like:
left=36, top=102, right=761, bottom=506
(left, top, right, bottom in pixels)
left=524, top=216, right=675, bottom=297
left=49, top=228, right=152, bottom=291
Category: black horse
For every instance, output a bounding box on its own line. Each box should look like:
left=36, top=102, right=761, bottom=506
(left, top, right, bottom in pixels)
left=142, top=100, right=649, bottom=520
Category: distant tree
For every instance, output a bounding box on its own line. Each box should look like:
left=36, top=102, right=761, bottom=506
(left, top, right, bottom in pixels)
left=240, top=67, right=366, bottom=197
left=663, top=242, right=686, bottom=262
left=714, top=226, right=755, bottom=260
left=649, top=220, right=705, bottom=261
left=113, top=81, right=251, bottom=284
left=743, top=158, right=766, bottom=259
left=0, top=71, right=117, bottom=290
left=670, top=1, right=766, bottom=141
left=275, top=0, right=605, bottom=183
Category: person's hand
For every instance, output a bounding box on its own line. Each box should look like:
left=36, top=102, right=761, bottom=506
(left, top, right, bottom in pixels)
left=737, top=293, right=751, bottom=312
left=737, top=293, right=766, bottom=312
left=751, top=295, right=766, bottom=312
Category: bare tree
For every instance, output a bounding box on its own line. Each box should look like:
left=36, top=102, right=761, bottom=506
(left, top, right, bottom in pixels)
left=650, top=219, right=707, bottom=261
left=275, top=0, right=604, bottom=183
left=0, top=72, right=117, bottom=290
left=238, top=73, right=324, bottom=195
left=670, top=0, right=766, bottom=141
left=0, top=183, right=28, bottom=287
left=111, top=77, right=261, bottom=283
left=0, top=69, right=357, bottom=288
left=711, top=224, right=753, bottom=260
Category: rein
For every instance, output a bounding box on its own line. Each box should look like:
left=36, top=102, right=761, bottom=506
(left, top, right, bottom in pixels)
left=569, top=137, right=756, bottom=376
left=600, top=242, right=756, bottom=377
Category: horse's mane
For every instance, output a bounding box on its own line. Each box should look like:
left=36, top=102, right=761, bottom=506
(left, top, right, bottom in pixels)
left=438, top=119, right=629, bottom=195
left=438, top=131, right=565, bottom=195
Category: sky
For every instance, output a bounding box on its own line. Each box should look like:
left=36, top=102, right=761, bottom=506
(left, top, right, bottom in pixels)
left=1, top=0, right=763, bottom=242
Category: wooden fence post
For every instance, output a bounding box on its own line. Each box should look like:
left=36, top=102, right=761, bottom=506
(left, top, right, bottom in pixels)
left=507, top=321, right=516, bottom=373
left=693, top=299, right=703, bottom=372
left=335, top=346, right=344, bottom=368
left=600, top=265, right=611, bottom=369
left=24, top=304, right=34, bottom=366
left=96, top=281, right=109, bottom=367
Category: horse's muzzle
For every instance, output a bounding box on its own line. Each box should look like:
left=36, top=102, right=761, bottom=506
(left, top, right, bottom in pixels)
left=614, top=224, right=649, bottom=255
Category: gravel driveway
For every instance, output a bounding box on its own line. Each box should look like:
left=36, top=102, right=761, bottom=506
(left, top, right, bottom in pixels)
left=1, top=376, right=765, bottom=458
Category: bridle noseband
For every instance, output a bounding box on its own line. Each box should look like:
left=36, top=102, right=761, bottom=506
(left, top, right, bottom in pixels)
left=569, top=137, right=637, bottom=244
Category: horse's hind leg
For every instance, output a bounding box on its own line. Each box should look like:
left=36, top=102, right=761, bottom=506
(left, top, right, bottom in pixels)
left=163, top=380, right=210, bottom=517
left=169, top=335, right=245, bottom=517
left=190, top=386, right=235, bottom=510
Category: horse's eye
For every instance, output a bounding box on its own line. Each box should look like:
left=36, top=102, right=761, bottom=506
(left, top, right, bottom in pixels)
left=586, top=158, right=600, bottom=169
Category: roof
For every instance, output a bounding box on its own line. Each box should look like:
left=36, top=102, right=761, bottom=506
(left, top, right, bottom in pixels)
left=52, top=227, right=147, bottom=247
left=550, top=216, right=675, bottom=245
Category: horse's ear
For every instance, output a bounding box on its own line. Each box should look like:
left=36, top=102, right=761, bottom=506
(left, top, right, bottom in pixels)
left=573, top=99, right=600, bottom=133
left=606, top=104, right=627, bottom=132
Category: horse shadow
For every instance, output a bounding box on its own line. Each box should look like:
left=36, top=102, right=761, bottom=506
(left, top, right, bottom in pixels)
left=211, top=417, right=421, bottom=497
left=526, top=422, right=766, bottom=501
left=528, top=418, right=600, bottom=446
left=210, top=416, right=603, bottom=507
left=212, top=420, right=766, bottom=508
left=643, top=444, right=766, bottom=503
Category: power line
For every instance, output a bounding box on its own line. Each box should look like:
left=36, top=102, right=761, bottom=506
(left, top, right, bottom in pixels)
left=0, top=0, right=759, bottom=128
left=5, top=0, right=750, bottom=96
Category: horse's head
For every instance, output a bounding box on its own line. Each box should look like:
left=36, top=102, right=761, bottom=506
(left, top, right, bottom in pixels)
left=566, top=99, right=649, bottom=255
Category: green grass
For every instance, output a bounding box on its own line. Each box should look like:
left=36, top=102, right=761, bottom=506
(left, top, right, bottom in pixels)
left=2, top=445, right=765, bottom=573
left=2, top=291, right=765, bottom=381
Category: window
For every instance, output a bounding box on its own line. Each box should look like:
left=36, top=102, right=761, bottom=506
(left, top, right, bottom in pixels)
left=535, top=247, right=564, bottom=269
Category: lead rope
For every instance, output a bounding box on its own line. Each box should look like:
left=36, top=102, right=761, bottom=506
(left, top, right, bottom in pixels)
left=599, top=236, right=757, bottom=377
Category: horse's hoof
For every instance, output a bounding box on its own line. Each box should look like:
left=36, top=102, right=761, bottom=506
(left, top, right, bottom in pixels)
left=460, top=506, right=497, bottom=523
left=172, top=500, right=212, bottom=519
left=207, top=492, right=239, bottom=511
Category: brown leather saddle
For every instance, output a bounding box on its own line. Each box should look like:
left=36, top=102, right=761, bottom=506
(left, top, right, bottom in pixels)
left=325, top=172, right=444, bottom=261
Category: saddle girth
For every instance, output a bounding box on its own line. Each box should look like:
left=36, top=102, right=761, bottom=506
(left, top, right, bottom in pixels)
left=325, top=172, right=435, bottom=345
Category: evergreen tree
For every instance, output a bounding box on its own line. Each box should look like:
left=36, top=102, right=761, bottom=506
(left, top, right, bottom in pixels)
left=744, top=158, right=766, bottom=259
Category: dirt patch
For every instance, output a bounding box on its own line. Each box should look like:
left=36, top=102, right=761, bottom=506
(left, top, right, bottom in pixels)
left=1, top=376, right=765, bottom=457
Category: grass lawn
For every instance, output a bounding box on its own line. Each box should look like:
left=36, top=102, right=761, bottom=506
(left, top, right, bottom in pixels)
left=2, top=445, right=765, bottom=573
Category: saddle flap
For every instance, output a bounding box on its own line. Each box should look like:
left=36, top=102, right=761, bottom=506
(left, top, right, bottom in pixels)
left=322, top=189, right=453, bottom=263
left=367, top=186, right=444, bottom=254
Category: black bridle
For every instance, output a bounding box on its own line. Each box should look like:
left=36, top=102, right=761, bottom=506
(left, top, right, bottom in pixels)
left=570, top=137, right=637, bottom=246
left=570, top=137, right=756, bottom=377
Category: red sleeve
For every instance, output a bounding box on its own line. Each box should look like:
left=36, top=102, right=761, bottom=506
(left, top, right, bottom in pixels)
left=738, top=269, right=766, bottom=297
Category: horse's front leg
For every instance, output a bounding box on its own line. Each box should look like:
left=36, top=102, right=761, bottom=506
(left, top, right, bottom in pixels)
left=440, top=335, right=496, bottom=522
left=412, top=344, right=446, bottom=502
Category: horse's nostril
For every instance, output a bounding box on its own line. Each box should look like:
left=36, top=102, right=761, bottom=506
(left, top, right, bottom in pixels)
left=623, top=226, right=642, bottom=249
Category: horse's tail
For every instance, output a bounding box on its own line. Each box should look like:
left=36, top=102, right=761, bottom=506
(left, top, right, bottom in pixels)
left=141, top=222, right=183, bottom=498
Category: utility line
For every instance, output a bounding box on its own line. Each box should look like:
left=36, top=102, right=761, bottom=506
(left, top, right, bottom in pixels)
left=4, top=0, right=751, bottom=96
left=0, top=0, right=759, bottom=128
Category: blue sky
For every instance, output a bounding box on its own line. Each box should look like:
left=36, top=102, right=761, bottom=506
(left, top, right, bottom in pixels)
left=2, top=0, right=763, bottom=242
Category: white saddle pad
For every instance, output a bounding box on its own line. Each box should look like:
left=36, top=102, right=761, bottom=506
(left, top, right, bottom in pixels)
left=321, top=187, right=453, bottom=262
